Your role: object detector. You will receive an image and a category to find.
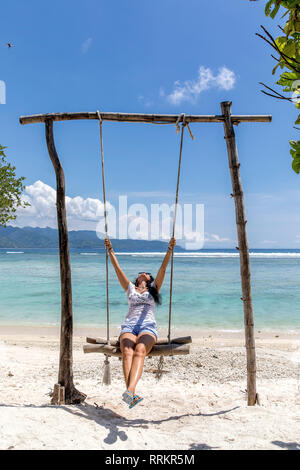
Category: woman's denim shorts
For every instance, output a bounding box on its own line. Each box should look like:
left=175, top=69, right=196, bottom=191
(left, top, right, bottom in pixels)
left=120, top=321, right=158, bottom=340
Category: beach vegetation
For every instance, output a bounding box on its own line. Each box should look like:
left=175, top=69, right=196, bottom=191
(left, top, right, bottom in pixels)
left=255, top=1, right=300, bottom=172
left=0, top=145, right=30, bottom=226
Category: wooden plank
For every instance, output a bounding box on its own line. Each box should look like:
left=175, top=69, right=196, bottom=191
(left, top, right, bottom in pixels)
left=86, top=337, right=118, bottom=346
left=83, top=343, right=190, bottom=356
left=19, top=111, right=272, bottom=126
left=221, top=101, right=257, bottom=406
left=85, top=335, right=192, bottom=346
left=155, top=336, right=192, bottom=345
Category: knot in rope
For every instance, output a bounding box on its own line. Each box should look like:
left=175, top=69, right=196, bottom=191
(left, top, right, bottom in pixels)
left=96, top=110, right=103, bottom=124
left=175, top=113, right=195, bottom=140
left=175, top=113, right=185, bottom=133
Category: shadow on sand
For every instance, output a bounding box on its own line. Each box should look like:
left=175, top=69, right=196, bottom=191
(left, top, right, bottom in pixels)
left=271, top=440, right=300, bottom=450
left=189, top=443, right=219, bottom=450
left=0, top=402, right=239, bottom=446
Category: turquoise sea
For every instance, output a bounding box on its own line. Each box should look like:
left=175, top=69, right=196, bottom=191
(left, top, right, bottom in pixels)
left=0, top=249, right=299, bottom=331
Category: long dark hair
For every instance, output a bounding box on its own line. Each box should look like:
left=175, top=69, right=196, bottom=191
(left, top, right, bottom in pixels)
left=134, top=274, right=162, bottom=305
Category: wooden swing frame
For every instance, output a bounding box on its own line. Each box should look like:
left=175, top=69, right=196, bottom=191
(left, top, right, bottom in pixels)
left=19, top=102, right=272, bottom=406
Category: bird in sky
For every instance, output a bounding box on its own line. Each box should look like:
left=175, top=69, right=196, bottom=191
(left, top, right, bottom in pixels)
left=6, top=43, right=14, bottom=48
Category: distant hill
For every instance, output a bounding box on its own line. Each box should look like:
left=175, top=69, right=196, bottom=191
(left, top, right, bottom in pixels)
left=0, top=226, right=185, bottom=251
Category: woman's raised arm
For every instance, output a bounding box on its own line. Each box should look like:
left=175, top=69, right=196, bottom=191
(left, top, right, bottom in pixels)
left=154, top=237, right=176, bottom=292
left=104, top=238, right=130, bottom=292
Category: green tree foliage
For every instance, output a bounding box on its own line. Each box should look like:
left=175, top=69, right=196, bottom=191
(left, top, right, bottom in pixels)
left=0, top=145, right=30, bottom=226
left=257, top=1, right=300, bottom=172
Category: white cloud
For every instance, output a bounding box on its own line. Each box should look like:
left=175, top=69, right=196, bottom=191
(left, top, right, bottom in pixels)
left=204, top=232, right=230, bottom=243
left=215, top=67, right=236, bottom=90
left=81, top=37, right=93, bottom=54
left=14, top=180, right=110, bottom=230
left=138, top=94, right=154, bottom=107
left=13, top=181, right=235, bottom=250
left=166, top=66, right=236, bottom=105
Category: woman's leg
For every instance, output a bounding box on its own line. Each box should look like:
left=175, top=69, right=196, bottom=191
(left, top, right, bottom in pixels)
left=127, top=333, right=156, bottom=395
left=120, top=333, right=137, bottom=389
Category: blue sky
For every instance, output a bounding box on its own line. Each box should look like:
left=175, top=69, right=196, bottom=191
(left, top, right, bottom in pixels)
left=0, top=0, right=299, bottom=248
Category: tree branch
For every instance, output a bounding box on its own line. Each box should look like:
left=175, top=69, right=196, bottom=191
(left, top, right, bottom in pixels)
left=257, top=25, right=300, bottom=74
left=259, top=82, right=295, bottom=102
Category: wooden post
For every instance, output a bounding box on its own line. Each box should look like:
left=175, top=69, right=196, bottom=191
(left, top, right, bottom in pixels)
left=45, top=119, right=86, bottom=405
left=221, top=101, right=257, bottom=406
left=51, top=383, right=65, bottom=405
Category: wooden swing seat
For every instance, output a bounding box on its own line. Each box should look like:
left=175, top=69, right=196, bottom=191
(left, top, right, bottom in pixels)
left=83, top=335, right=192, bottom=357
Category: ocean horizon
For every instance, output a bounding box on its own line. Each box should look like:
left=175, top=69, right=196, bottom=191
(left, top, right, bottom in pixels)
left=1, top=248, right=300, bottom=331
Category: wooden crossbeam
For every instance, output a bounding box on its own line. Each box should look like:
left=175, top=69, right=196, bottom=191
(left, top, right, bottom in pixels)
left=19, top=111, right=272, bottom=126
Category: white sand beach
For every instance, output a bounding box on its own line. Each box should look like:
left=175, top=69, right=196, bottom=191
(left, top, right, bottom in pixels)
left=0, top=326, right=299, bottom=450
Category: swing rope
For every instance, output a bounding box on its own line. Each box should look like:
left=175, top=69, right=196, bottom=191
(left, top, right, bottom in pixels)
left=96, top=110, right=193, bottom=383
left=97, top=110, right=111, bottom=385
left=167, top=113, right=190, bottom=343
left=156, top=114, right=193, bottom=380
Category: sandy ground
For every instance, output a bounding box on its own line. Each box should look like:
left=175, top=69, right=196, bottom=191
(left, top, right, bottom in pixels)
left=0, top=325, right=299, bottom=450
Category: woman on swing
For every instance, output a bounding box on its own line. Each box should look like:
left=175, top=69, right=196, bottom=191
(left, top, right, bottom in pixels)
left=104, top=236, right=176, bottom=408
